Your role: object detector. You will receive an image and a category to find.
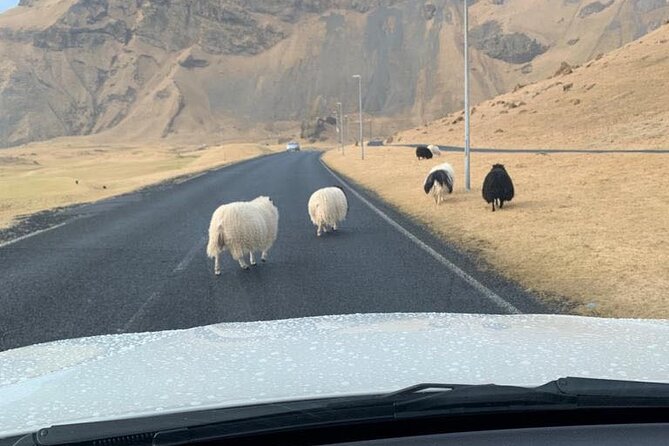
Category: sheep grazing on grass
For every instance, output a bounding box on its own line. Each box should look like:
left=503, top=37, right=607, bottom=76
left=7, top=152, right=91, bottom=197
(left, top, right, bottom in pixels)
left=482, top=164, right=515, bottom=212
left=428, top=144, right=442, bottom=156
left=415, top=145, right=433, bottom=160
left=206, top=196, right=279, bottom=275
left=423, top=163, right=455, bottom=205
left=308, top=186, right=348, bottom=237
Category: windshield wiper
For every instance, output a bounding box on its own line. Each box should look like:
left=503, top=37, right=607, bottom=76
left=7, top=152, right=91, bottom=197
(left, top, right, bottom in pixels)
left=11, top=377, right=669, bottom=446
left=387, top=377, right=669, bottom=417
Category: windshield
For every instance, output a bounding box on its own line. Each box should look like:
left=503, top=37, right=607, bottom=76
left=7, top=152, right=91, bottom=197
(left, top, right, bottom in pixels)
left=0, top=0, right=668, bottom=439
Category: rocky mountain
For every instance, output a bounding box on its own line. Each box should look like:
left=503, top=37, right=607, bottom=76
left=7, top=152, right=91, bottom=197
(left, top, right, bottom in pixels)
left=1, top=0, right=668, bottom=147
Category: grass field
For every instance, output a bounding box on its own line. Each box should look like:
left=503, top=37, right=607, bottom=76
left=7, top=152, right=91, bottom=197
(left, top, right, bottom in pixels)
left=0, top=138, right=279, bottom=230
left=323, top=146, right=669, bottom=319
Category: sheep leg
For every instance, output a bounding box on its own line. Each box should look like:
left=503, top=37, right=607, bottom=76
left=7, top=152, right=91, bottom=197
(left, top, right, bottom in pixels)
left=499, top=200, right=504, bottom=209
left=214, top=254, right=221, bottom=276
left=317, top=224, right=323, bottom=237
left=238, top=258, right=250, bottom=270
left=491, top=200, right=496, bottom=212
left=332, top=222, right=338, bottom=231
left=249, top=252, right=257, bottom=266
left=261, top=251, right=268, bottom=262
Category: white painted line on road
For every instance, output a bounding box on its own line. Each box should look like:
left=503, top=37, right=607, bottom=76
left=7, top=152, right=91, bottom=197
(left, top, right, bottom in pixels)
left=123, top=237, right=206, bottom=332
left=123, top=290, right=161, bottom=332
left=319, top=159, right=522, bottom=315
left=0, top=221, right=71, bottom=250
left=173, top=237, right=206, bottom=273
left=174, top=171, right=208, bottom=185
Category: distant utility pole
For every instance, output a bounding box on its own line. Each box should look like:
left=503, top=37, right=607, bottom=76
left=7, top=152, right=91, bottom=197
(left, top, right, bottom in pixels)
left=463, top=0, right=471, bottom=191
left=352, top=74, right=364, bottom=160
left=344, top=114, right=349, bottom=146
left=337, top=101, right=344, bottom=155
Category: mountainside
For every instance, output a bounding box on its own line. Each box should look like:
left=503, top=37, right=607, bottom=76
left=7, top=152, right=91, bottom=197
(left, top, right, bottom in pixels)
left=1, top=0, right=669, bottom=148
left=396, top=21, right=669, bottom=150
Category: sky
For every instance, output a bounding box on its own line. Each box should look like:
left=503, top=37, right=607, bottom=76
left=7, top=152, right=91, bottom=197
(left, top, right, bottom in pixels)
left=0, top=0, right=19, bottom=13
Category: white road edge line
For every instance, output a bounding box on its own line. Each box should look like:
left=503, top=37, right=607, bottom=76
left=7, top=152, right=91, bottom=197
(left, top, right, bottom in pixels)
left=319, top=158, right=522, bottom=315
left=0, top=221, right=72, bottom=249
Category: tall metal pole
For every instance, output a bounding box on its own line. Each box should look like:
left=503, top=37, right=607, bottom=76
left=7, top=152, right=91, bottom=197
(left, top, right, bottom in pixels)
left=353, top=74, right=364, bottom=160
left=463, top=0, right=471, bottom=191
left=344, top=114, right=348, bottom=146
left=337, top=102, right=344, bottom=155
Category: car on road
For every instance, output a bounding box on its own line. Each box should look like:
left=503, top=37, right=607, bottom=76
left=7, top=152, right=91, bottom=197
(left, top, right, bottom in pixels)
left=367, top=138, right=384, bottom=146
left=286, top=141, right=300, bottom=152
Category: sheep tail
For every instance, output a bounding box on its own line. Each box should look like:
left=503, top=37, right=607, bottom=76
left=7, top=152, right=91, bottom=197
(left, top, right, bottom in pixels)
left=206, top=223, right=224, bottom=258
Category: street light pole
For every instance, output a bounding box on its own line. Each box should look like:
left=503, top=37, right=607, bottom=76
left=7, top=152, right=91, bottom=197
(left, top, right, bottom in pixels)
left=352, top=74, right=364, bottom=160
left=463, top=0, right=471, bottom=191
left=344, top=114, right=349, bottom=147
left=337, top=102, right=344, bottom=155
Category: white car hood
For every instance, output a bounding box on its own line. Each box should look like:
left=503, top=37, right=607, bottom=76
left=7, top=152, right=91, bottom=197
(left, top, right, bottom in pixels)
left=0, top=312, right=667, bottom=438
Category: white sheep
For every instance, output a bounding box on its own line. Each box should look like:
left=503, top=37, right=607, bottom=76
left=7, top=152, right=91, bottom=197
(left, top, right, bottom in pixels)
left=423, top=162, right=455, bottom=205
left=206, top=196, right=279, bottom=275
left=308, top=186, right=348, bottom=236
left=428, top=144, right=442, bottom=156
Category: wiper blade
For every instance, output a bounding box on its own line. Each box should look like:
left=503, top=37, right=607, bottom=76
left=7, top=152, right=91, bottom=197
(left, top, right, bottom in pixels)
left=13, top=378, right=669, bottom=446
left=392, top=377, right=669, bottom=417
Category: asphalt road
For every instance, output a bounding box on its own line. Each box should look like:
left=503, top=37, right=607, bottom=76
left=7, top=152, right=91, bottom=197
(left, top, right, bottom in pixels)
left=0, top=151, right=549, bottom=351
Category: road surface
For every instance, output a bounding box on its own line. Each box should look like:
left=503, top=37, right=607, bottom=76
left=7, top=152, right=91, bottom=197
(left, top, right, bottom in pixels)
left=0, top=151, right=549, bottom=351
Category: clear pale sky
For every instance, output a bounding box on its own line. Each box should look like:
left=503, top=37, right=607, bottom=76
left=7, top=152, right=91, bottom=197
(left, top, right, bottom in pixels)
left=0, top=1, right=19, bottom=13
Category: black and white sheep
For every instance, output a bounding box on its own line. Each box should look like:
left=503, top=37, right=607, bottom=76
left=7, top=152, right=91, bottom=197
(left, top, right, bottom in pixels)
left=415, top=145, right=433, bottom=160
left=206, top=196, right=279, bottom=275
left=482, top=164, right=515, bottom=212
left=308, top=186, right=348, bottom=236
left=423, top=162, right=455, bottom=205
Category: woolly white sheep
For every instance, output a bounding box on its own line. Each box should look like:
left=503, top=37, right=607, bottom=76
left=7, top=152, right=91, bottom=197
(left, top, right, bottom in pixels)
left=206, top=196, right=279, bottom=275
left=423, top=162, right=455, bottom=205
left=428, top=144, right=442, bottom=156
left=308, top=186, right=348, bottom=236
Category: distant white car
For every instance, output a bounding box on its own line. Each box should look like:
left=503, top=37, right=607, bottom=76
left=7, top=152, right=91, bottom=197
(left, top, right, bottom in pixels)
left=286, top=141, right=300, bottom=152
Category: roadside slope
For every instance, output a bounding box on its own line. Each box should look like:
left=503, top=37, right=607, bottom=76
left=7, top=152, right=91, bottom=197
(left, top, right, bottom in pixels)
left=323, top=146, right=669, bottom=319
left=395, top=22, right=669, bottom=150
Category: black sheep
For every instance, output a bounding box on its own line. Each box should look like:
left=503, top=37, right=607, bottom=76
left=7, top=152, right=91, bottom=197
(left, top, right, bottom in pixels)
left=415, top=145, right=433, bottom=160
left=482, top=164, right=514, bottom=212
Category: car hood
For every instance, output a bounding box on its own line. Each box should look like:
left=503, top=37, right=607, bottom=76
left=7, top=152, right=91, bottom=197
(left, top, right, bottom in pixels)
left=1, top=312, right=667, bottom=438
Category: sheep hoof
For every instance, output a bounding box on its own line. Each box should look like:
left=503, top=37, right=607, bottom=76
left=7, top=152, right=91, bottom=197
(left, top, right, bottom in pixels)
left=214, top=270, right=221, bottom=276
left=250, top=262, right=257, bottom=267
left=261, top=258, right=267, bottom=263
left=241, top=266, right=250, bottom=270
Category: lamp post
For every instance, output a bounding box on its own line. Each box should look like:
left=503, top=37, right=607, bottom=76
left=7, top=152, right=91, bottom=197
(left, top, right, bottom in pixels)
left=463, top=0, right=471, bottom=191
left=337, top=102, right=344, bottom=155
left=352, top=74, right=364, bottom=160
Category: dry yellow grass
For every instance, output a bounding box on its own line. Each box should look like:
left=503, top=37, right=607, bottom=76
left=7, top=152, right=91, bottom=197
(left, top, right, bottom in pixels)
left=0, top=138, right=279, bottom=230
left=323, top=146, right=669, bottom=319
left=396, top=23, right=669, bottom=150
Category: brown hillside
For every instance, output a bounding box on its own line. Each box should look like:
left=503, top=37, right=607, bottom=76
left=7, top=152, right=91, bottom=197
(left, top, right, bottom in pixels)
left=397, top=22, right=669, bottom=150
left=2, top=0, right=669, bottom=148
